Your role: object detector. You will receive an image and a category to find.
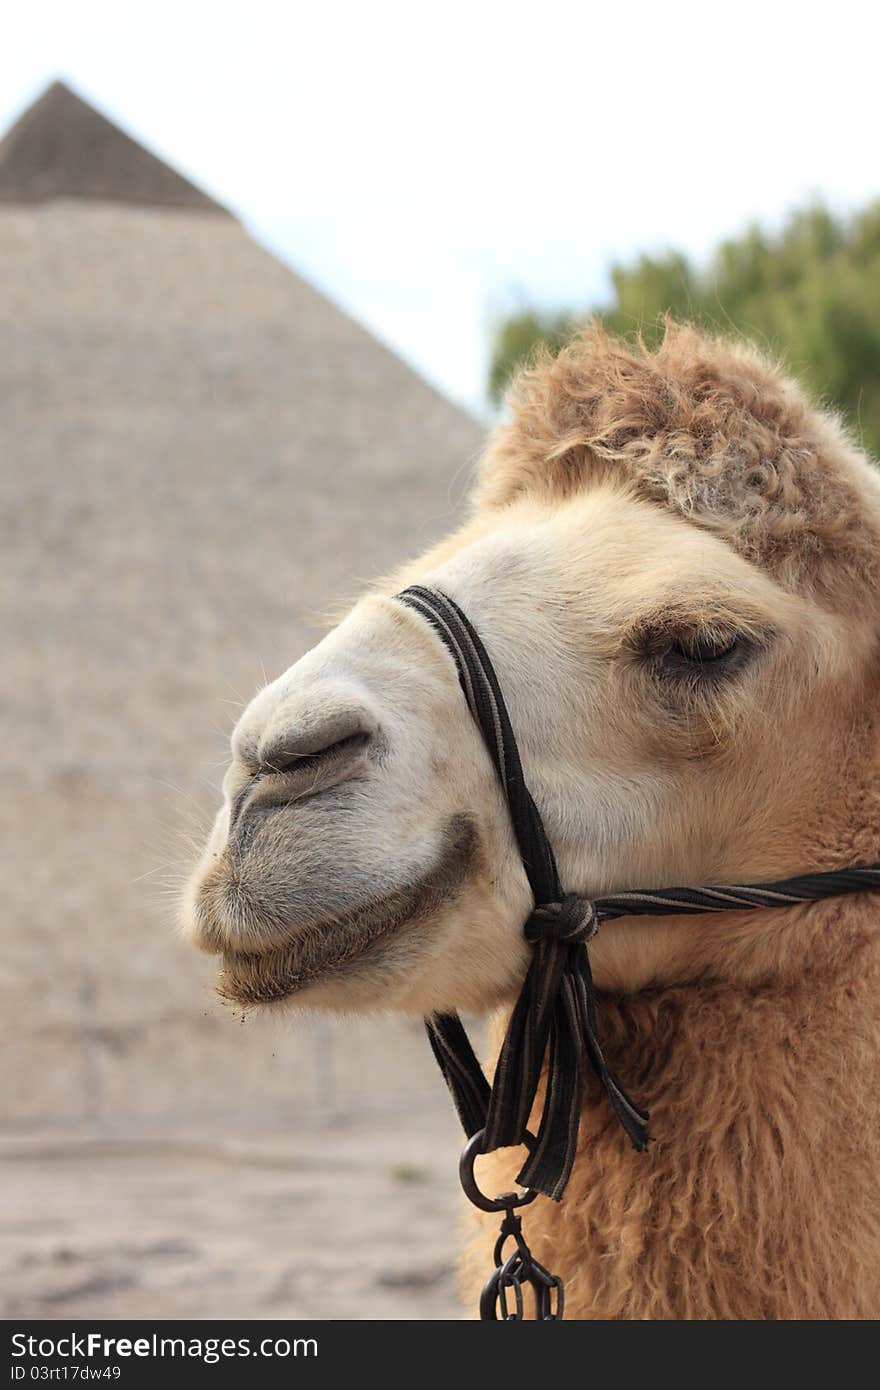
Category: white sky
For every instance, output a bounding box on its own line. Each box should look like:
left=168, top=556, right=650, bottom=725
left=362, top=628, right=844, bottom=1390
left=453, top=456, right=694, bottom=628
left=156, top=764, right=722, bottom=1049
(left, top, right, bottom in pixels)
left=3, top=1, right=878, bottom=416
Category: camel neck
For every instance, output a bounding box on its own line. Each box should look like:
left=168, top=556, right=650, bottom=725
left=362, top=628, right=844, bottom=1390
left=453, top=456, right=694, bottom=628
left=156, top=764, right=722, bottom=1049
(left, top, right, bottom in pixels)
left=478, top=896, right=880, bottom=1318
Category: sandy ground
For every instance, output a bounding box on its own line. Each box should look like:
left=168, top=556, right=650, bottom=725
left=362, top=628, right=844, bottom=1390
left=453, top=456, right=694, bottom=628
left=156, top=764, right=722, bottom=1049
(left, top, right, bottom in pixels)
left=0, top=1102, right=471, bottom=1321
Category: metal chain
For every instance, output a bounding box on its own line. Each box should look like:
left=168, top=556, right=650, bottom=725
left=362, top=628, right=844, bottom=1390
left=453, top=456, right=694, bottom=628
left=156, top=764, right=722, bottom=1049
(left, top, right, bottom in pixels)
left=459, top=1129, right=565, bottom=1320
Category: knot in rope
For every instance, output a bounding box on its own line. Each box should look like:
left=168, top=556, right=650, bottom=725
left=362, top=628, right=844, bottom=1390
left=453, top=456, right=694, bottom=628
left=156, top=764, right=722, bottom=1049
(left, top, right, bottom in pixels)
left=526, top=894, right=598, bottom=946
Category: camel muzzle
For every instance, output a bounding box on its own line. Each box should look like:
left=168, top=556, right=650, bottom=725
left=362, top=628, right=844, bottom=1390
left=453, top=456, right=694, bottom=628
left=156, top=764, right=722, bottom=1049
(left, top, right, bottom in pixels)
left=185, top=644, right=485, bottom=993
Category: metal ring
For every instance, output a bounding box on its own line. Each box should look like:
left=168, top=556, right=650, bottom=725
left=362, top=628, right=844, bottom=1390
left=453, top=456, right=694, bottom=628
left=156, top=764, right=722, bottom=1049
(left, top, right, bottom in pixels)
left=498, top=1255, right=525, bottom=1321
left=458, top=1128, right=540, bottom=1213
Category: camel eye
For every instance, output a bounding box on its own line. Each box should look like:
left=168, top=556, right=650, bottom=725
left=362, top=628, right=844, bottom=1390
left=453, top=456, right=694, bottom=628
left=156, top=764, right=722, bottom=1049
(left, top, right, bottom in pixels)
left=671, top=631, right=740, bottom=664
left=634, top=620, right=760, bottom=685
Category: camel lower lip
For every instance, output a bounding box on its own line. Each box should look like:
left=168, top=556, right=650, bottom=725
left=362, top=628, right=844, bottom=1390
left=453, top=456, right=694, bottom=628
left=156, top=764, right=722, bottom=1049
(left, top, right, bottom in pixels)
left=215, top=814, right=478, bottom=1006
left=218, top=904, right=408, bottom=1004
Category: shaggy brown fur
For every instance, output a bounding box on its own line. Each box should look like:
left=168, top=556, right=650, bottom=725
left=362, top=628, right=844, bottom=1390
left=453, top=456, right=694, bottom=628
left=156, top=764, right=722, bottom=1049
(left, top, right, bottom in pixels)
left=466, top=892, right=880, bottom=1319
left=478, top=322, right=880, bottom=610
left=462, top=323, right=880, bottom=1319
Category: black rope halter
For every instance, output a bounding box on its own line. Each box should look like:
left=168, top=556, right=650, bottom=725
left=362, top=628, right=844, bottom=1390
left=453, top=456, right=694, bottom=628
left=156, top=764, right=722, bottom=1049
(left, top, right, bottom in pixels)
left=397, top=584, right=880, bottom=1208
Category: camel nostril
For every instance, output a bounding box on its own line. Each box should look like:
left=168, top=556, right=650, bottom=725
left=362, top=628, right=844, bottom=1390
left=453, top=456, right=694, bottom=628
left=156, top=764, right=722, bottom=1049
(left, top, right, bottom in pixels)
left=258, top=730, right=371, bottom=777
left=229, top=719, right=375, bottom=840
left=245, top=699, right=380, bottom=814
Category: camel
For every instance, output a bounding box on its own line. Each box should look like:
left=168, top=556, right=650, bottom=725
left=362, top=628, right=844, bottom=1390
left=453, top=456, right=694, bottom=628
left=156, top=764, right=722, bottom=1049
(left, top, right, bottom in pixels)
left=183, top=323, right=880, bottom=1319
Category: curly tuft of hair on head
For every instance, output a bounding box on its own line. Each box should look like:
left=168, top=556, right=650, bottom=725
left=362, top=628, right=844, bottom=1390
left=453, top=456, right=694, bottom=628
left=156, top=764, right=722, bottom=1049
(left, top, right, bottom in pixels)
left=478, top=320, right=880, bottom=610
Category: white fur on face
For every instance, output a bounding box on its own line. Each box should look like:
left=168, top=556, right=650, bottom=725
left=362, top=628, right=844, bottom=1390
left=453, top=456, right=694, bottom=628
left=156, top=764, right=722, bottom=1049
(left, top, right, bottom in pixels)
left=184, top=485, right=859, bottom=1009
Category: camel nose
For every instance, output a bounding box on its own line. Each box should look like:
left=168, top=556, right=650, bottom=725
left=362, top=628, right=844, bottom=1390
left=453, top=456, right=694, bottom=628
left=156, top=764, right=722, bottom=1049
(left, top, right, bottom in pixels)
left=229, top=687, right=380, bottom=836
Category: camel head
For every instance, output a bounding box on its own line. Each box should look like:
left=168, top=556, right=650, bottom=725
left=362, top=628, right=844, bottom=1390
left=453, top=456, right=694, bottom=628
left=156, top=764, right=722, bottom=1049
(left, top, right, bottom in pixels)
left=183, top=325, right=880, bottom=1016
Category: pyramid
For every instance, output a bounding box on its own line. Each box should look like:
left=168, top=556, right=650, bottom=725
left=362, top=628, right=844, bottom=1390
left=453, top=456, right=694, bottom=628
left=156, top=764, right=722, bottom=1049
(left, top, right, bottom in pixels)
left=0, top=83, right=483, bottom=1127
left=0, top=80, right=229, bottom=211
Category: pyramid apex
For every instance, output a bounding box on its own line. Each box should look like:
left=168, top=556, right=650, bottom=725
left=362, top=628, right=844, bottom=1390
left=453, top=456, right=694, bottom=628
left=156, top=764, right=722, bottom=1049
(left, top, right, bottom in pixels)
left=0, top=79, right=230, bottom=214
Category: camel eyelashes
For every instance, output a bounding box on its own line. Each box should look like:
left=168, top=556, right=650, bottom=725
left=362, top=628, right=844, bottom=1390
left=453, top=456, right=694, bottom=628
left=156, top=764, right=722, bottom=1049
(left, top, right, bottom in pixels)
left=658, top=628, right=758, bottom=683
left=670, top=631, right=740, bottom=663
left=631, top=622, right=760, bottom=684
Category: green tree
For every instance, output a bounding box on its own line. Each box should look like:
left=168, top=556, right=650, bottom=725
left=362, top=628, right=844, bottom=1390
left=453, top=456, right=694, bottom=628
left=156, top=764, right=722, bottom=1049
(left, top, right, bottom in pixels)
left=488, top=202, right=880, bottom=456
